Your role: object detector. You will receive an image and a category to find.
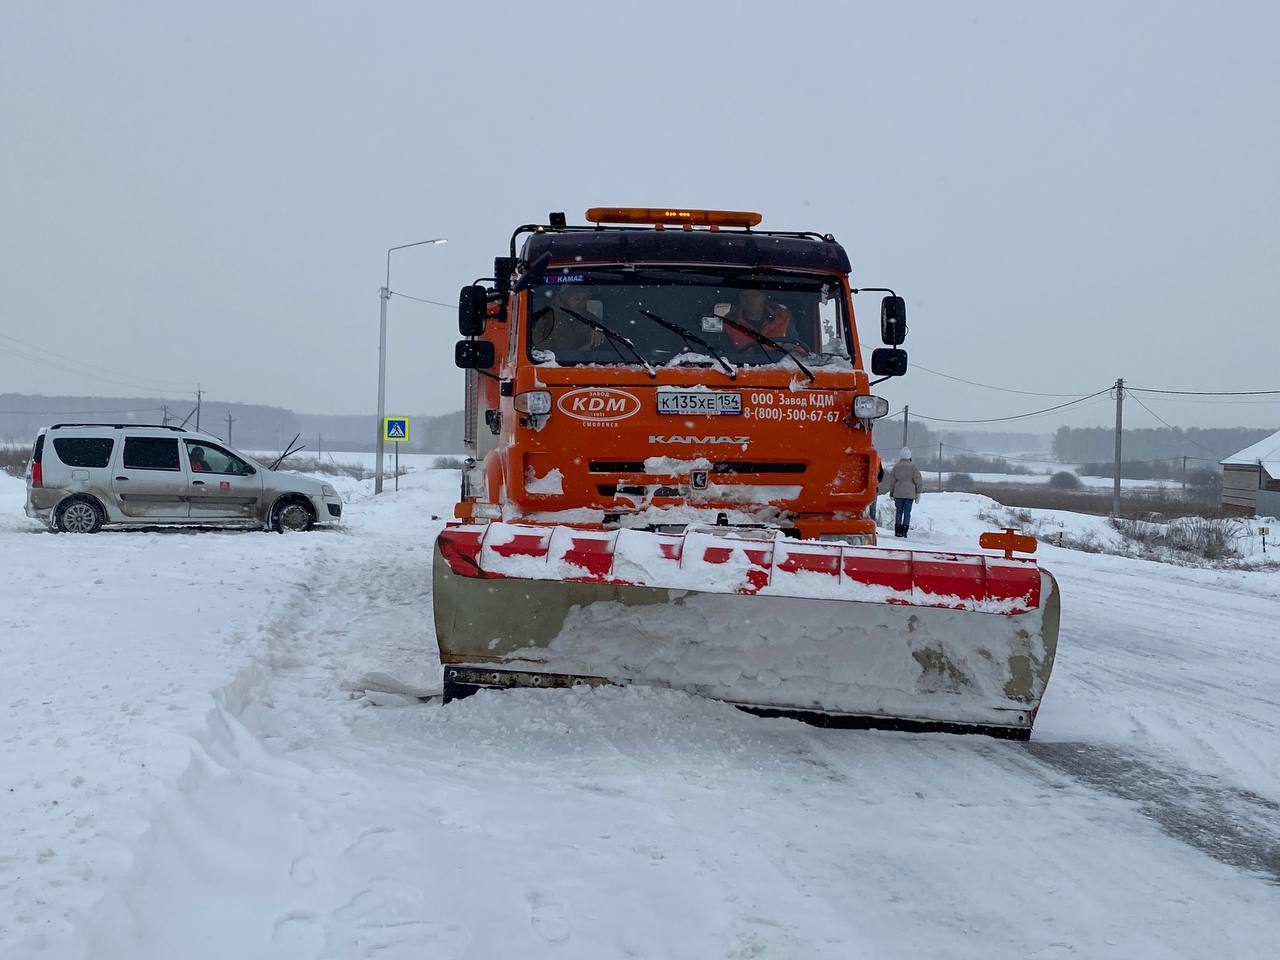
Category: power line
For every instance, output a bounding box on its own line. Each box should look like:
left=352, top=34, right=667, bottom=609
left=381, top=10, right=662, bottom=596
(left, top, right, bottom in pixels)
left=908, top=360, right=1094, bottom=398
left=908, top=388, right=1114, bottom=424
left=856, top=342, right=1093, bottom=397
left=1128, top=385, right=1280, bottom=397
left=389, top=290, right=454, bottom=309
left=0, top=343, right=187, bottom=396
left=0, top=332, right=189, bottom=391
left=1119, top=395, right=1280, bottom=405
left=1127, top=392, right=1232, bottom=460
left=0, top=405, right=164, bottom=415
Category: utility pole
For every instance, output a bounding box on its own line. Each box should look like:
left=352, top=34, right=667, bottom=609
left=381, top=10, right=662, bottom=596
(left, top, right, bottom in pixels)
left=161, top=404, right=169, bottom=426
left=195, top=386, right=204, bottom=432
left=938, top=441, right=943, bottom=492
left=901, top=405, right=909, bottom=449
left=225, top=411, right=234, bottom=444
left=318, top=433, right=323, bottom=464
left=1182, top=455, right=1188, bottom=495
left=1112, top=378, right=1124, bottom=516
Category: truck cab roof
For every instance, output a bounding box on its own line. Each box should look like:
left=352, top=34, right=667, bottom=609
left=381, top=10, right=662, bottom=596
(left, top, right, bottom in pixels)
left=521, top=227, right=852, bottom=275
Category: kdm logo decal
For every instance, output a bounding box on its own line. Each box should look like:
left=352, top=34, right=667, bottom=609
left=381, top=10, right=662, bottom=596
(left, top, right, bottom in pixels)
left=557, top=388, right=641, bottom=422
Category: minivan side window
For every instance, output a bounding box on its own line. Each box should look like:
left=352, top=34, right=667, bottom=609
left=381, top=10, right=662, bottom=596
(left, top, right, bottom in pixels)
left=123, top=437, right=181, bottom=471
left=52, top=437, right=115, bottom=468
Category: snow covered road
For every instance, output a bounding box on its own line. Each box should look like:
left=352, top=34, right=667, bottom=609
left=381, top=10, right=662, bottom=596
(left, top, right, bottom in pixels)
left=3, top=473, right=1277, bottom=958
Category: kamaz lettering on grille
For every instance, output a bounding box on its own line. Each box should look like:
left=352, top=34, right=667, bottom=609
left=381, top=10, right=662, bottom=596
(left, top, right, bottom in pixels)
left=648, top=435, right=751, bottom=445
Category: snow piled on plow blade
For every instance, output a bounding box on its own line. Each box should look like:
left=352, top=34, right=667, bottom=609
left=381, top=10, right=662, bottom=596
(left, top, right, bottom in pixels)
left=434, top=524, right=1061, bottom=737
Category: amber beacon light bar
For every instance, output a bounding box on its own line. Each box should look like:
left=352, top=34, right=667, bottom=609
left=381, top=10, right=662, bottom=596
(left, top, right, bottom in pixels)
left=584, top=207, right=764, bottom=228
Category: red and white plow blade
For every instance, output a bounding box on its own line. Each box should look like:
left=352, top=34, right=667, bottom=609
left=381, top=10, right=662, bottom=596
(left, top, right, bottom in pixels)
left=433, top=523, right=1061, bottom=738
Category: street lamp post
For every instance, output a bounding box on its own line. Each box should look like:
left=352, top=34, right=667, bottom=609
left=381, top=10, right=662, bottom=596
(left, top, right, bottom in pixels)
left=376, top=237, right=447, bottom=494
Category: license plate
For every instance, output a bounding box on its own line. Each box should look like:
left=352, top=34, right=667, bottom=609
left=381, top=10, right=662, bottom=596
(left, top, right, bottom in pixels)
left=656, top=390, right=741, bottom=415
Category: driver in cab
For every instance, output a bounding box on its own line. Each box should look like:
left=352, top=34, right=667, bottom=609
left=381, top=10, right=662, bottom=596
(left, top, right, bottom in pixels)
left=724, top=289, right=806, bottom=352
left=530, top=284, right=606, bottom=356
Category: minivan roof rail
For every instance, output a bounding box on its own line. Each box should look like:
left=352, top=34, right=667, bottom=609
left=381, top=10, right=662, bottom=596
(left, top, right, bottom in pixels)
left=50, top=423, right=188, bottom=431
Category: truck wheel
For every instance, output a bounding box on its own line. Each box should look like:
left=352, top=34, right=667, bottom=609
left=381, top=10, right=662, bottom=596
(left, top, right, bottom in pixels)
left=55, top=496, right=104, bottom=534
left=272, top=498, right=315, bottom=533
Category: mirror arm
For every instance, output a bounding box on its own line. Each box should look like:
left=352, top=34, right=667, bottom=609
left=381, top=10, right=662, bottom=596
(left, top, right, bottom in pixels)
left=512, top=251, right=552, bottom=293
left=850, top=287, right=897, bottom=297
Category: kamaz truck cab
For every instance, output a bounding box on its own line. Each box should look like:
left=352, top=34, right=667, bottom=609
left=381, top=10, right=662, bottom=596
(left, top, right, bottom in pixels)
left=452, top=206, right=908, bottom=541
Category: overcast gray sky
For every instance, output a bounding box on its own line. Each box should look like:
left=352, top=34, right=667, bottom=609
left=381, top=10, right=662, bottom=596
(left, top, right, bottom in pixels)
left=2, top=1, right=1277, bottom=431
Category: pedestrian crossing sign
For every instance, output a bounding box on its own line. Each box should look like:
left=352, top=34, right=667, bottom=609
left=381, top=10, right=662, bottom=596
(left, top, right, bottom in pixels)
left=383, top=417, right=410, bottom=442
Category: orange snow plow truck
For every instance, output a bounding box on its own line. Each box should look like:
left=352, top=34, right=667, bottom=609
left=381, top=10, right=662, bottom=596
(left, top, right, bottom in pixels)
left=434, top=207, right=1060, bottom=738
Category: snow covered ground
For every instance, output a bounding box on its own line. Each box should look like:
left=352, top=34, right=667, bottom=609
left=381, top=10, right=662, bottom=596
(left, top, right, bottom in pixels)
left=938, top=470, right=1182, bottom=492
left=3, top=471, right=1278, bottom=958
left=252, top=450, right=464, bottom=475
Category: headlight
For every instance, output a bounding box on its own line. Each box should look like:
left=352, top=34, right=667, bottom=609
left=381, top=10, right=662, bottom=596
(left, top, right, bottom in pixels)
left=852, top=395, right=890, bottom=419
left=321, top=484, right=337, bottom=496
left=514, top=390, right=552, bottom=415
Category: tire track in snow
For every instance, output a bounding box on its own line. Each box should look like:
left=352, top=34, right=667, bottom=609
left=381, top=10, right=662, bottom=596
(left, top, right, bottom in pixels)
left=1018, top=741, right=1280, bottom=885
left=1041, top=550, right=1280, bottom=799
left=767, top=729, right=1280, bottom=958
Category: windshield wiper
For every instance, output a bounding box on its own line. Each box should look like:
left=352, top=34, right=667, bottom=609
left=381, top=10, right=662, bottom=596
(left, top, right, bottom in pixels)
left=635, top=309, right=736, bottom=379
left=554, top=306, right=656, bottom=378
left=718, top=315, right=814, bottom=382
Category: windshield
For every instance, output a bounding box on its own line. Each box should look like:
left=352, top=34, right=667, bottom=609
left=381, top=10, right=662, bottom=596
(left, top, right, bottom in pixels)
left=525, top=268, right=852, bottom=371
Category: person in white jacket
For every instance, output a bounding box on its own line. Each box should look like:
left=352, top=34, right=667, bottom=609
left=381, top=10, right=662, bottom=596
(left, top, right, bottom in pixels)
left=889, top=447, right=923, bottom=537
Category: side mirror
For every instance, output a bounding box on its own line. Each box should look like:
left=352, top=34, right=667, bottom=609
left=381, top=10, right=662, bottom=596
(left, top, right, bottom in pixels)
left=880, top=296, right=907, bottom=346
left=458, top=285, right=488, bottom=336
left=871, top=347, right=908, bottom=377
left=455, top=339, right=495, bottom=370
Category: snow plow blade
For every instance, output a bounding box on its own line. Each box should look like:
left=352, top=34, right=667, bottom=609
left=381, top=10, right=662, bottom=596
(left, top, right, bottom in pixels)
left=433, top=523, right=1060, bottom=739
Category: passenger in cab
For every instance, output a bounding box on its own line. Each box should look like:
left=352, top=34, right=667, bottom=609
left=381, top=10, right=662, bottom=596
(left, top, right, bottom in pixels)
left=530, top=284, right=606, bottom=356
left=724, top=289, right=805, bottom=352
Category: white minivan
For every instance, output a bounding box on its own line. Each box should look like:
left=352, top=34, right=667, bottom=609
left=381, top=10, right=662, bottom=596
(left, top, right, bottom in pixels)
left=24, top=423, right=343, bottom=533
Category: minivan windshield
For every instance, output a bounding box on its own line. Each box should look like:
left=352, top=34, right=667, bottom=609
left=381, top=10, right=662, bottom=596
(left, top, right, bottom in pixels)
left=526, top=268, right=852, bottom=372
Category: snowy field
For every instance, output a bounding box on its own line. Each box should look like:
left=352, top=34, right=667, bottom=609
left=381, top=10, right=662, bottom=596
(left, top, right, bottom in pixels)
left=939, top=470, right=1182, bottom=491
left=251, top=450, right=465, bottom=474
left=2, top=470, right=1278, bottom=958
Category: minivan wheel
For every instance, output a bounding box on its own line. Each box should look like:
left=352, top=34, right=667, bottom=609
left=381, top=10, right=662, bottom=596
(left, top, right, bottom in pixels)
left=272, top=498, right=315, bottom=533
left=56, top=497, right=104, bottom=534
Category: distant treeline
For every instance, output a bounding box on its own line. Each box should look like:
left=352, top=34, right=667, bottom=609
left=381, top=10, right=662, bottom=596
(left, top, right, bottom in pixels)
left=1077, top=461, right=1203, bottom=481
left=872, top=421, right=1050, bottom=460
left=0, top=394, right=465, bottom=454
left=1051, top=426, right=1273, bottom=464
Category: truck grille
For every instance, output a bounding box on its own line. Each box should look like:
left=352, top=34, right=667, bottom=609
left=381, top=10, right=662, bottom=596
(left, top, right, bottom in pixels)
left=589, top=461, right=806, bottom=474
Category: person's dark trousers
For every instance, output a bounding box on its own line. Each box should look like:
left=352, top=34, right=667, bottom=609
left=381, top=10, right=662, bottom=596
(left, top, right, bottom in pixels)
left=894, top=497, right=914, bottom=536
